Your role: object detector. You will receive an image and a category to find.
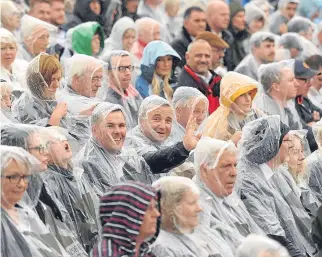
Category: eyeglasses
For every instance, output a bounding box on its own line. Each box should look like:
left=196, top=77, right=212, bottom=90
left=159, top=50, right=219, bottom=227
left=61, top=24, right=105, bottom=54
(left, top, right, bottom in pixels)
left=91, top=76, right=103, bottom=82
left=28, top=146, right=47, bottom=155
left=110, top=65, right=134, bottom=73
left=1, top=174, right=31, bottom=184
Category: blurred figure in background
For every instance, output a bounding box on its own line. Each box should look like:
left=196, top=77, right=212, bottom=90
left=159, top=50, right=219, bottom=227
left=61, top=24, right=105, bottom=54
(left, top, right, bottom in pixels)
left=0, top=1, right=21, bottom=40
left=278, top=33, right=303, bottom=59
left=28, top=0, right=51, bottom=23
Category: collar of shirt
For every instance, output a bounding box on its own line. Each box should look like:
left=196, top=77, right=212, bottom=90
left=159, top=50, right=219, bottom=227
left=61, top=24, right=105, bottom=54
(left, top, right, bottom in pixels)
left=259, top=163, right=274, bottom=181
left=196, top=71, right=212, bottom=84
left=211, top=29, right=222, bottom=38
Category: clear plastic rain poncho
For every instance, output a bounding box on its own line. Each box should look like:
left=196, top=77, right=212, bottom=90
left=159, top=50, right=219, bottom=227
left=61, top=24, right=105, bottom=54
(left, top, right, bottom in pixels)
left=236, top=115, right=317, bottom=256
left=193, top=137, right=263, bottom=252
left=41, top=126, right=99, bottom=253
left=313, top=21, right=322, bottom=52
left=236, top=234, right=291, bottom=257
left=98, top=50, right=142, bottom=129
left=12, top=53, right=91, bottom=147
left=56, top=54, right=103, bottom=115
left=287, top=17, right=320, bottom=59
left=254, top=61, right=302, bottom=130
left=151, top=176, right=234, bottom=257
left=0, top=28, right=28, bottom=92
left=201, top=72, right=263, bottom=141
left=18, top=15, right=57, bottom=62
left=307, top=121, right=322, bottom=202
left=0, top=80, right=19, bottom=124
left=0, top=145, right=70, bottom=257
left=170, top=86, right=208, bottom=144
left=234, top=32, right=275, bottom=81
left=269, top=130, right=319, bottom=243
left=74, top=102, right=154, bottom=196
left=125, top=95, right=193, bottom=179
left=277, top=33, right=303, bottom=58
left=0, top=124, right=88, bottom=257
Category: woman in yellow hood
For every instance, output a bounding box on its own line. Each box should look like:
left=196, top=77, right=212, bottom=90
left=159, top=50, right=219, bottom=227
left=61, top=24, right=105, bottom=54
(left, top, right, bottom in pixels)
left=201, top=71, right=264, bottom=143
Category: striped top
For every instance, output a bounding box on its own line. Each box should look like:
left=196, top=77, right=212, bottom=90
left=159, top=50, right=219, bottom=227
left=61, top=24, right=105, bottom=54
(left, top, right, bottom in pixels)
left=91, top=182, right=159, bottom=257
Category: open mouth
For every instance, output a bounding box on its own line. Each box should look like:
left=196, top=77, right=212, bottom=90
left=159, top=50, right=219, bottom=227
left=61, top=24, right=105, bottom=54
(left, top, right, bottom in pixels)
left=113, top=138, right=123, bottom=144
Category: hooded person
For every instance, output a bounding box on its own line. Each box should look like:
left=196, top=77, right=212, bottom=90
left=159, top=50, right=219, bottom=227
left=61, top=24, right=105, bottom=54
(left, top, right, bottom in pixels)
left=234, top=31, right=275, bottom=81
left=98, top=50, right=142, bottom=129
left=17, top=15, right=58, bottom=62
left=236, top=115, right=317, bottom=257
left=75, top=102, right=156, bottom=195
left=0, top=124, right=88, bottom=257
left=0, top=1, right=21, bottom=39
left=228, top=2, right=249, bottom=71
left=170, top=86, right=209, bottom=144
left=90, top=181, right=160, bottom=257
left=104, top=0, right=140, bottom=37
left=65, top=0, right=108, bottom=31
left=307, top=121, right=322, bottom=202
left=135, top=40, right=181, bottom=100
left=12, top=53, right=91, bottom=147
left=101, top=17, right=136, bottom=56
left=70, top=21, right=104, bottom=57
left=0, top=145, right=72, bottom=257
left=0, top=80, right=19, bottom=124
left=275, top=130, right=321, bottom=217
left=42, top=126, right=99, bottom=252
left=151, top=176, right=235, bottom=257
left=125, top=95, right=202, bottom=179
left=277, top=33, right=303, bottom=59
left=201, top=72, right=263, bottom=145
left=0, top=29, right=28, bottom=93
left=57, top=54, right=103, bottom=116
left=268, top=0, right=299, bottom=35
left=254, top=61, right=302, bottom=130
left=287, top=17, right=320, bottom=59
left=194, top=138, right=264, bottom=245
left=236, top=234, right=291, bottom=257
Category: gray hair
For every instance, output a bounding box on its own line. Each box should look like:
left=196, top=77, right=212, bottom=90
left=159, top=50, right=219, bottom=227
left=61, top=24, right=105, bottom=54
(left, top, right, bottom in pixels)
left=258, top=60, right=294, bottom=93
left=287, top=17, right=314, bottom=34
left=249, top=31, right=275, bottom=51
left=102, top=50, right=131, bottom=70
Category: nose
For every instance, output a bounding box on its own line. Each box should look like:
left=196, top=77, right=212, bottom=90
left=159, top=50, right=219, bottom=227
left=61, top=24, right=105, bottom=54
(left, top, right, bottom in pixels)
left=17, top=177, right=28, bottom=187
left=230, top=166, right=237, bottom=177
left=196, top=204, right=203, bottom=213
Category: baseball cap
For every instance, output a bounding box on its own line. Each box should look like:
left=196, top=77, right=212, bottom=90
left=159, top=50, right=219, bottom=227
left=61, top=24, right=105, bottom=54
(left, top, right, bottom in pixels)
left=294, top=60, right=317, bottom=79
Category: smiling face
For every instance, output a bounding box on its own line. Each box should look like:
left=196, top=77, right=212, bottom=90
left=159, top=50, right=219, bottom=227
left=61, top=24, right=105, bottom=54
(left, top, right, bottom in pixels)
left=141, top=105, right=173, bottom=142
left=1, top=42, right=17, bottom=69
left=175, top=189, right=202, bottom=231
left=201, top=150, right=237, bottom=197
left=186, top=41, right=212, bottom=76
left=43, top=70, right=62, bottom=99
left=1, top=159, right=30, bottom=207
left=92, top=110, right=127, bottom=152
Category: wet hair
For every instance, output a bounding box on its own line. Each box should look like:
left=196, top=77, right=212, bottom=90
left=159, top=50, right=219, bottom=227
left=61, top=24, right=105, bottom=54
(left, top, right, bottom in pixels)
left=305, top=55, right=322, bottom=71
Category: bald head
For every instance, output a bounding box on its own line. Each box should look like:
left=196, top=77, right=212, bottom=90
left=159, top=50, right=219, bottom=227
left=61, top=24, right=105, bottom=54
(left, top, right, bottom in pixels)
left=135, top=17, right=161, bottom=44
left=186, top=40, right=212, bottom=76
left=206, top=0, right=230, bottom=33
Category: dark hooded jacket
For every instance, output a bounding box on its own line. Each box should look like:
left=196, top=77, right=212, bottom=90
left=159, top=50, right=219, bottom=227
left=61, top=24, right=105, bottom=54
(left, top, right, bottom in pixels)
left=65, top=0, right=109, bottom=31
left=171, top=26, right=193, bottom=68
left=90, top=182, right=160, bottom=257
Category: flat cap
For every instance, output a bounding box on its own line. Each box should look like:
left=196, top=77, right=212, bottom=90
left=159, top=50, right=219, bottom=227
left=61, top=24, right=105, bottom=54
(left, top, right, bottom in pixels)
left=196, top=31, right=229, bottom=49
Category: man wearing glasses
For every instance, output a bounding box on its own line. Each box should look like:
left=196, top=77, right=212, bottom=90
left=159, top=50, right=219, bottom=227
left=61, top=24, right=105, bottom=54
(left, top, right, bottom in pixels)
left=103, top=50, right=143, bottom=129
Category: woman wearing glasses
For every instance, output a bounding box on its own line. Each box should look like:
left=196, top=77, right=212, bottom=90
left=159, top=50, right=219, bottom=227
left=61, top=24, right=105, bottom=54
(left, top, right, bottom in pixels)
left=1, top=124, right=88, bottom=257
left=135, top=40, right=181, bottom=100
left=0, top=145, right=73, bottom=257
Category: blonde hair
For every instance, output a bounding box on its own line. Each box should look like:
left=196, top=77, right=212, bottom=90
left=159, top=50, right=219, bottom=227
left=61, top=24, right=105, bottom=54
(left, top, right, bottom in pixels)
left=151, top=72, right=173, bottom=100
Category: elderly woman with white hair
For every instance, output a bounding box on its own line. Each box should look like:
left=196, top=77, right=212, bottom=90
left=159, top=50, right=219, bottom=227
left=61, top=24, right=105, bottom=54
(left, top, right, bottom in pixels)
left=194, top=137, right=263, bottom=252
left=0, top=28, right=28, bottom=92
left=0, top=80, right=19, bottom=124
left=0, top=1, right=21, bottom=38
left=17, top=15, right=57, bottom=62
left=237, top=234, right=291, bottom=257
left=151, top=176, right=234, bottom=257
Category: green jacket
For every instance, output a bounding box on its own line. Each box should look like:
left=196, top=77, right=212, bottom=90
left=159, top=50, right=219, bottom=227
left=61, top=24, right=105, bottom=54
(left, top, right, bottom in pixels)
left=72, top=21, right=104, bottom=56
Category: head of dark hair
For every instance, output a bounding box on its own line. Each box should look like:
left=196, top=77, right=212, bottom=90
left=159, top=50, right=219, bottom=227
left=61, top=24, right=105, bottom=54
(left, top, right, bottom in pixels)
left=183, top=6, right=204, bottom=20
left=305, top=55, right=322, bottom=71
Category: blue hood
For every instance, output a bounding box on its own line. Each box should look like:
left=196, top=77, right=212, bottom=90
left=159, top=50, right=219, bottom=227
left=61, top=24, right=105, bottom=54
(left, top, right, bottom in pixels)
left=140, top=40, right=181, bottom=83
